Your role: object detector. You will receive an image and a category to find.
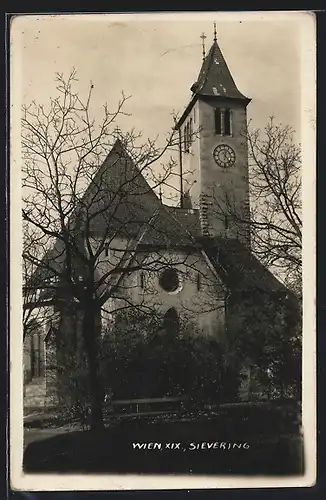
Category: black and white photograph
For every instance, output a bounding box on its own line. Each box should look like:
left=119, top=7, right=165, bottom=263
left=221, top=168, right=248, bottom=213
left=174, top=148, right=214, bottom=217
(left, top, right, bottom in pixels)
left=10, top=12, right=316, bottom=490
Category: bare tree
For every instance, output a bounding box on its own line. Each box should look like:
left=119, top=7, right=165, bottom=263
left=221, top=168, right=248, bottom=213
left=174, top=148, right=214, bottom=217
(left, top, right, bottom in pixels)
left=22, top=223, right=59, bottom=342
left=21, top=70, right=215, bottom=429
left=215, top=117, right=302, bottom=296
left=23, top=224, right=42, bottom=341
left=248, top=118, right=301, bottom=295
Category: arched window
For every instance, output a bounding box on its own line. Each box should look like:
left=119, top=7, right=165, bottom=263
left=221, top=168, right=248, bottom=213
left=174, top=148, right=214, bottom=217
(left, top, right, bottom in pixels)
left=29, top=331, right=43, bottom=379
left=196, top=272, right=201, bottom=291
left=189, top=118, right=193, bottom=145
left=139, top=271, right=145, bottom=289
left=30, top=334, right=36, bottom=379
left=162, top=307, right=179, bottom=334
left=184, top=123, right=188, bottom=152
left=224, top=214, right=229, bottom=230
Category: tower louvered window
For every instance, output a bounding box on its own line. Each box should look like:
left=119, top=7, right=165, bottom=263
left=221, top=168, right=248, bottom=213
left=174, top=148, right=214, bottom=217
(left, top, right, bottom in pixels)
left=224, top=109, right=232, bottom=136
left=215, top=108, right=232, bottom=136
left=214, top=108, right=222, bottom=134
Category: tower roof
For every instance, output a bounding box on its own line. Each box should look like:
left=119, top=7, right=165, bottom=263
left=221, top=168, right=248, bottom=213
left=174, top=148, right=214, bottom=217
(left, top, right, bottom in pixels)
left=175, top=37, right=250, bottom=130
left=191, top=40, right=250, bottom=101
left=82, top=139, right=163, bottom=237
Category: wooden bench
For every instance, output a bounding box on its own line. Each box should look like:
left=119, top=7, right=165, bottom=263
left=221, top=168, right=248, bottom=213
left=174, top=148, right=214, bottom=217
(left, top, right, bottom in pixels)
left=104, top=396, right=187, bottom=417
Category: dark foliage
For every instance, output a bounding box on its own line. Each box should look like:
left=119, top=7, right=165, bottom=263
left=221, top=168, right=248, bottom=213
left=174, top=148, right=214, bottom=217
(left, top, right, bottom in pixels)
left=226, top=290, right=302, bottom=400
left=101, top=312, right=243, bottom=404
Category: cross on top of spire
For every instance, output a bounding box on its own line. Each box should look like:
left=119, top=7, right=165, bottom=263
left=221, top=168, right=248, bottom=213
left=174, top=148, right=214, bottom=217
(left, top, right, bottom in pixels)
left=213, top=22, right=217, bottom=42
left=200, top=32, right=207, bottom=61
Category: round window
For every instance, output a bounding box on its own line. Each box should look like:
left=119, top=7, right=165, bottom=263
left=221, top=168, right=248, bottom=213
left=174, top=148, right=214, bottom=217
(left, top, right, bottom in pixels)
left=159, top=268, right=180, bottom=293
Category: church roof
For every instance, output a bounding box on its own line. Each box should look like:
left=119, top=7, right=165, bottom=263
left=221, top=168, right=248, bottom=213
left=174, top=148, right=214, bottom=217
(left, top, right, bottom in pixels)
left=82, top=139, right=163, bottom=238
left=203, top=237, right=290, bottom=295
left=191, top=40, right=250, bottom=101
left=139, top=206, right=201, bottom=247
left=165, top=206, right=201, bottom=237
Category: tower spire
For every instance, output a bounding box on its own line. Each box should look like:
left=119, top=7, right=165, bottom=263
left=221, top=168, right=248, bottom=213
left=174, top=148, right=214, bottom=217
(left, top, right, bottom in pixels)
left=189, top=33, right=251, bottom=102
left=200, top=32, right=207, bottom=61
left=213, top=22, right=217, bottom=42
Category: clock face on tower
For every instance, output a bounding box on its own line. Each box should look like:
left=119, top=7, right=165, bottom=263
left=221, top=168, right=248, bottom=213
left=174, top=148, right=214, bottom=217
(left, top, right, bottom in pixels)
left=213, top=144, right=236, bottom=168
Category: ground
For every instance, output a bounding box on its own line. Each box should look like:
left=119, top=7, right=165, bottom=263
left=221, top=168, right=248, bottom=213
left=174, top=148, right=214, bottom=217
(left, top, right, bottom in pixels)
left=23, top=401, right=304, bottom=475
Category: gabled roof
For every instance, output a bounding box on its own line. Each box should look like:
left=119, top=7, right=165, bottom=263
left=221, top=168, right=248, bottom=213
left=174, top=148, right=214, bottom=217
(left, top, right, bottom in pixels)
left=82, top=139, right=163, bottom=238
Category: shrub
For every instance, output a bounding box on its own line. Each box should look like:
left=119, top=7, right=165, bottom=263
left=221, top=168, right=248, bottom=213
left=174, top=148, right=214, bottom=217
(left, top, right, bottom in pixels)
left=101, top=311, right=243, bottom=405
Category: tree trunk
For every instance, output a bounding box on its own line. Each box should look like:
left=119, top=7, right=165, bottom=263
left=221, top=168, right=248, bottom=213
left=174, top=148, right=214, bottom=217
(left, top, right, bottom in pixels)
left=82, top=303, right=105, bottom=431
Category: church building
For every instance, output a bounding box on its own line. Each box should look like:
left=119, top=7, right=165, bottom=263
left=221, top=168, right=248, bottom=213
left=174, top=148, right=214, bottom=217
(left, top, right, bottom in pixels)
left=23, top=27, right=298, bottom=407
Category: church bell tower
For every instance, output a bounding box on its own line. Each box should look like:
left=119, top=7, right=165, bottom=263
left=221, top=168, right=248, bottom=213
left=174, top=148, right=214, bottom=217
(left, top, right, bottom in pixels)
left=175, top=25, right=251, bottom=246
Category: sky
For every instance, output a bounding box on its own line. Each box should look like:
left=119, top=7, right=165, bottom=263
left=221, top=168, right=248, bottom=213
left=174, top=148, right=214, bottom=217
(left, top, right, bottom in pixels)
left=12, top=12, right=309, bottom=143
left=11, top=12, right=315, bottom=203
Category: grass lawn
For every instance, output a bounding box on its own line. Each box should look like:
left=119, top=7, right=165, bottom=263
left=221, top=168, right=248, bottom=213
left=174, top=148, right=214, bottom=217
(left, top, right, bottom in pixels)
left=23, top=409, right=304, bottom=475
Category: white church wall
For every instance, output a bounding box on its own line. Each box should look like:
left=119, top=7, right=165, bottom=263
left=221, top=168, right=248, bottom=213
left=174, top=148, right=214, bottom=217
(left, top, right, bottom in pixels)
left=107, top=248, right=226, bottom=340
left=89, top=235, right=132, bottom=290
left=181, top=102, right=201, bottom=209
left=90, top=237, right=226, bottom=340
left=198, top=99, right=250, bottom=240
